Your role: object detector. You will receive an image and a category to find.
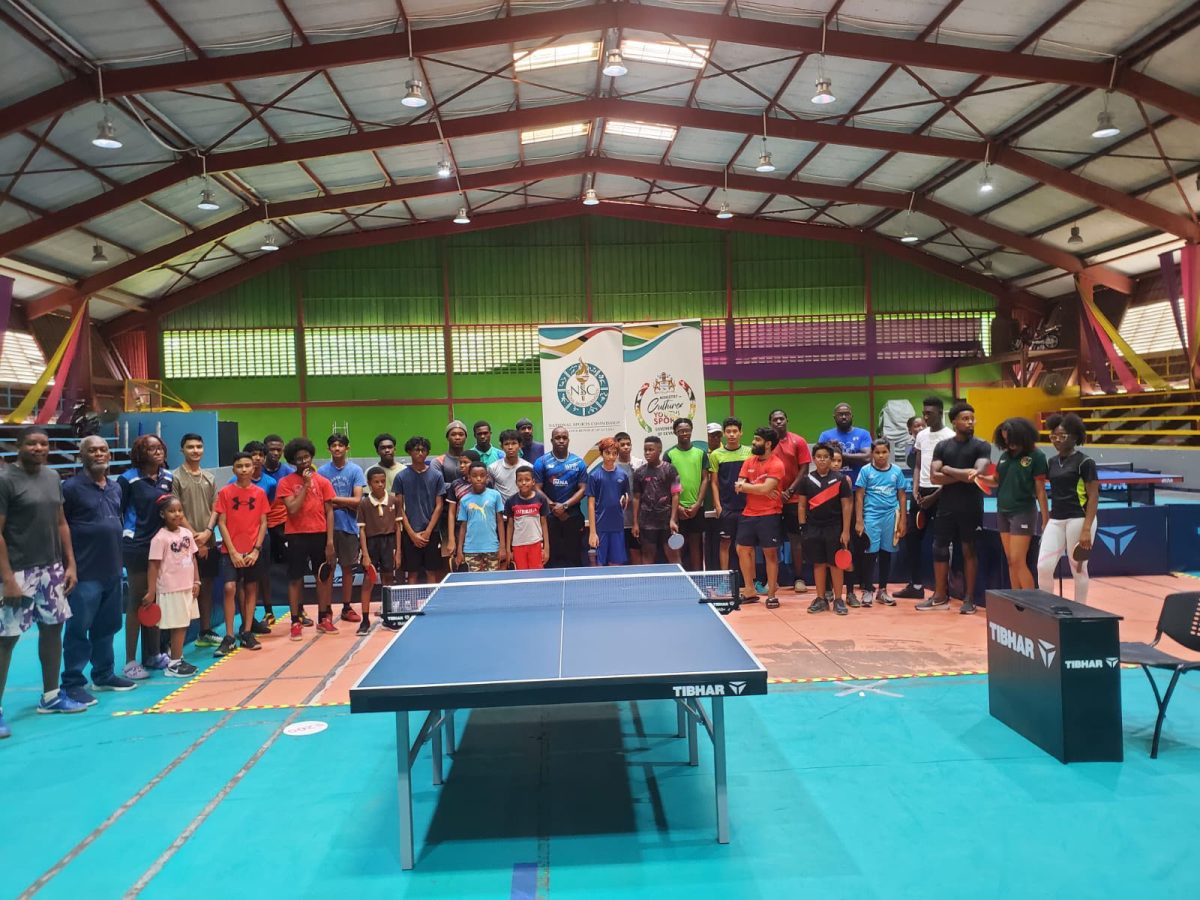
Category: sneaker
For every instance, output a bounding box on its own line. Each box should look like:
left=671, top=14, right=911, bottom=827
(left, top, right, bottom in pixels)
left=166, top=659, right=198, bottom=678
left=833, top=596, right=849, bottom=616
left=356, top=620, right=370, bottom=636
left=807, top=597, right=829, bottom=614
left=37, top=692, right=88, bottom=714
left=263, top=612, right=277, bottom=627
left=316, top=617, right=338, bottom=634
left=123, top=661, right=150, bottom=681
left=340, top=606, right=362, bottom=623
left=63, top=686, right=97, bottom=707
left=754, top=581, right=767, bottom=595
left=239, top=631, right=262, bottom=651
left=250, top=618, right=271, bottom=635
left=915, top=595, right=950, bottom=611
left=846, top=589, right=861, bottom=608
left=765, top=596, right=780, bottom=610
left=290, top=621, right=303, bottom=641
left=214, top=635, right=237, bottom=657
left=297, top=611, right=315, bottom=627
left=861, top=591, right=874, bottom=608
left=895, top=585, right=924, bottom=600
left=878, top=590, right=896, bottom=607
left=793, top=579, right=808, bottom=594
left=92, top=674, right=137, bottom=692
left=195, top=630, right=221, bottom=648
left=960, top=600, right=978, bottom=615
left=0, top=709, right=10, bottom=739
left=145, top=653, right=171, bottom=671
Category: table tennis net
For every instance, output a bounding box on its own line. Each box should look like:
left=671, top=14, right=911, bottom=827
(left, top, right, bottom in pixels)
left=381, top=570, right=735, bottom=617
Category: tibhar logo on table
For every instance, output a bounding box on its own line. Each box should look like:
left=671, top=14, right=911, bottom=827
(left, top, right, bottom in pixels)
left=989, top=622, right=1057, bottom=668
left=672, top=682, right=747, bottom=697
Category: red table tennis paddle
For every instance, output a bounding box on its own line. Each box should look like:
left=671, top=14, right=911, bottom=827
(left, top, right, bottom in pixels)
left=834, top=548, right=853, bottom=571
left=137, top=602, right=161, bottom=627
left=1072, top=543, right=1091, bottom=563
left=975, top=462, right=997, bottom=495
left=364, top=563, right=379, bottom=585
left=915, top=508, right=928, bottom=530
left=317, top=562, right=333, bottom=584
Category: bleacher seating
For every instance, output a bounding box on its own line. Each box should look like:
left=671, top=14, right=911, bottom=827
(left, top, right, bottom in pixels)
left=1042, top=389, right=1200, bottom=447
left=0, top=422, right=133, bottom=476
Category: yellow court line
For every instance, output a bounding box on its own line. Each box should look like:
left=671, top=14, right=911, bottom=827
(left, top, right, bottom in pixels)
left=769, top=669, right=987, bottom=685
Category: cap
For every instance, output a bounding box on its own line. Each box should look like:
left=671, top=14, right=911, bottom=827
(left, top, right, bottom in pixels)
left=445, top=419, right=467, bottom=437
left=707, top=422, right=722, bottom=434
left=515, top=417, right=534, bottom=428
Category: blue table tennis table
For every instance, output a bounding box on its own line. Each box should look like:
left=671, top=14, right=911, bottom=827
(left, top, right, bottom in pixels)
left=350, top=564, right=768, bottom=870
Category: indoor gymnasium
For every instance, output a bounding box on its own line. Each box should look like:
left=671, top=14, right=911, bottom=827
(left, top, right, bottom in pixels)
left=0, top=1, right=1198, bottom=897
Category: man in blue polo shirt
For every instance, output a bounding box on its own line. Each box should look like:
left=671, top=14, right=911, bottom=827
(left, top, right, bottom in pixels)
left=62, top=436, right=136, bottom=705
left=532, top=427, right=587, bottom=567
left=317, top=432, right=367, bottom=623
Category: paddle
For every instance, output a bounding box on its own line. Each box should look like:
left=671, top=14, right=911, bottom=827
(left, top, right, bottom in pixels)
left=975, top=462, right=997, bottom=495
left=834, top=548, right=853, bottom=571
left=364, top=563, right=379, bottom=585
left=137, top=602, right=161, bottom=627
left=317, top=562, right=333, bottom=584
left=1072, top=543, right=1091, bottom=563
left=915, top=508, right=927, bottom=530
left=666, top=532, right=685, bottom=551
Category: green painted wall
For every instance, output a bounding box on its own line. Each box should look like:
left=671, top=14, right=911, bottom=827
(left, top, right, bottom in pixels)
left=160, top=217, right=999, bottom=447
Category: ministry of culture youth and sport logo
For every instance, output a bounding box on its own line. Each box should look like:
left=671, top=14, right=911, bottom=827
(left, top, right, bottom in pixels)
left=633, top=370, right=697, bottom=434
left=557, top=357, right=610, bottom=417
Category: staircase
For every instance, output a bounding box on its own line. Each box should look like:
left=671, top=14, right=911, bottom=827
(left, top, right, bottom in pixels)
left=1042, top=389, right=1200, bottom=447
left=0, top=422, right=133, bottom=476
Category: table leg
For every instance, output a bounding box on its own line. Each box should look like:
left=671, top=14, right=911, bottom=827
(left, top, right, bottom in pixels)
left=676, top=701, right=686, bottom=738
left=396, top=711, right=415, bottom=870
left=687, top=702, right=699, bottom=767
left=712, top=696, right=729, bottom=844
left=431, top=709, right=444, bottom=786
left=444, top=709, right=456, bottom=755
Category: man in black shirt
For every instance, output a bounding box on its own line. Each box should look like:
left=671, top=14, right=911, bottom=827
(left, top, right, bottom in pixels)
left=918, top=402, right=991, bottom=614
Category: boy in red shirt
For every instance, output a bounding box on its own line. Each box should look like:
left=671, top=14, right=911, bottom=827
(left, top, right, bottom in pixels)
left=213, top=452, right=269, bottom=657
left=275, top=438, right=337, bottom=639
left=735, top=427, right=786, bottom=608
left=505, top=467, right=550, bottom=569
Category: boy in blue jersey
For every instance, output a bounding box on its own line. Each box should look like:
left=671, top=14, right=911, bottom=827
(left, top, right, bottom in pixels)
left=455, top=463, right=506, bottom=572
left=854, top=439, right=907, bottom=607
left=586, top=437, right=630, bottom=566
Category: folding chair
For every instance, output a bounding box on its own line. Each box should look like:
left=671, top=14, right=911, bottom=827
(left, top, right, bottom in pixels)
left=1119, top=592, right=1200, bottom=758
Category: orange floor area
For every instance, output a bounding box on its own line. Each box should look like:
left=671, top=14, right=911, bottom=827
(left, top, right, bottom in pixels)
left=138, top=573, right=1197, bottom=715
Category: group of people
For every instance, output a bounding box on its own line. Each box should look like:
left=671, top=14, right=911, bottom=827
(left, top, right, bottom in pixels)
left=0, top=399, right=1102, bottom=738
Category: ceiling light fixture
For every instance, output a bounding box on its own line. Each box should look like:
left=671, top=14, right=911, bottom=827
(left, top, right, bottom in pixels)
left=582, top=187, right=599, bottom=206
left=755, top=109, right=775, bottom=173
left=260, top=200, right=279, bottom=251
left=810, top=23, right=835, bottom=105
left=900, top=192, right=920, bottom=242
left=1091, top=61, right=1120, bottom=139
left=454, top=206, right=471, bottom=225
left=91, top=67, right=122, bottom=150
left=401, top=26, right=428, bottom=108
left=979, top=163, right=994, bottom=194
left=1068, top=224, right=1083, bottom=246
left=602, top=49, right=627, bottom=78
left=436, top=159, right=452, bottom=177
left=197, top=155, right=219, bottom=210
left=91, top=241, right=108, bottom=265
left=716, top=167, right=734, bottom=219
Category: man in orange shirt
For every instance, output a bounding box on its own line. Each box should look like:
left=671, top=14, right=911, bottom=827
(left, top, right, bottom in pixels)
left=275, top=438, right=336, bottom=639
left=735, top=427, right=786, bottom=609
left=769, top=409, right=812, bottom=594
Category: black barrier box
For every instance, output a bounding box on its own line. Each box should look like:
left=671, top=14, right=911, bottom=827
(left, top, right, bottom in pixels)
left=986, top=589, right=1123, bottom=763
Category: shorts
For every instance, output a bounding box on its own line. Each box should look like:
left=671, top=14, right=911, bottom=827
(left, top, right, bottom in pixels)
left=286, top=532, right=327, bottom=580
left=933, top=509, right=981, bottom=549
left=677, top=512, right=705, bottom=535
left=267, top=524, right=288, bottom=564
left=332, top=530, right=360, bottom=571
left=512, top=542, right=544, bottom=570
left=196, top=545, right=220, bottom=579
left=780, top=504, right=801, bottom=535
left=997, top=508, right=1038, bottom=535
left=157, top=587, right=198, bottom=630
left=638, top=528, right=670, bottom=556
left=0, top=562, right=71, bottom=637
left=736, top=515, right=781, bottom=549
left=401, top=529, right=442, bottom=574
left=595, top=531, right=628, bottom=566
left=221, top=551, right=266, bottom=584
left=463, top=551, right=500, bottom=572
left=366, top=533, right=397, bottom=575
left=624, top=528, right=639, bottom=553
left=802, top=523, right=842, bottom=566
left=863, top=511, right=899, bottom=554
left=718, top=510, right=740, bottom=540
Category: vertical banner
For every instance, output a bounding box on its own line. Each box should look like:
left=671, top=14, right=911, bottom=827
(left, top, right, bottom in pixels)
left=538, top=324, right=625, bottom=465
left=623, top=319, right=707, bottom=447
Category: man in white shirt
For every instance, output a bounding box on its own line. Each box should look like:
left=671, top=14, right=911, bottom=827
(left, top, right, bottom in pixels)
left=487, top=429, right=532, bottom=501
left=896, top=396, right=955, bottom=600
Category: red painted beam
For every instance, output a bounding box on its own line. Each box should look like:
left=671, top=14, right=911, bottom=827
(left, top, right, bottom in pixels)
left=5, top=97, right=1194, bottom=262
left=4, top=2, right=1196, bottom=142
left=98, top=200, right=1042, bottom=339
left=25, top=155, right=1129, bottom=319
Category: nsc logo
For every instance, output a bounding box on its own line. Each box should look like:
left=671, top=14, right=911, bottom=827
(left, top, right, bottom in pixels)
left=1096, top=525, right=1137, bottom=556
left=989, top=622, right=1057, bottom=668
left=672, top=682, right=747, bottom=697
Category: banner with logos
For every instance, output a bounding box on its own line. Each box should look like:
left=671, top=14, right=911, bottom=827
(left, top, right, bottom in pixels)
left=538, top=324, right=625, bottom=466
left=622, top=319, right=707, bottom=447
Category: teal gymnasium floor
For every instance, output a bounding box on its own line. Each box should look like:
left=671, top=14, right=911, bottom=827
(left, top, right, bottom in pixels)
left=4, top=630, right=1199, bottom=899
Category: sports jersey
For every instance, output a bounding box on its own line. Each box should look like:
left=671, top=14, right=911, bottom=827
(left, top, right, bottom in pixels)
left=738, top=454, right=785, bottom=517
left=586, top=466, right=630, bottom=533
left=532, top=452, right=587, bottom=506
left=213, top=482, right=269, bottom=554
left=772, top=432, right=812, bottom=504
left=276, top=472, right=335, bottom=535
left=816, top=426, right=873, bottom=474
left=710, top=444, right=752, bottom=513
left=996, top=448, right=1048, bottom=514
left=855, top=463, right=907, bottom=520
left=665, top=445, right=709, bottom=509
left=798, top=470, right=850, bottom=528
left=1047, top=450, right=1097, bottom=520
left=631, top=461, right=681, bottom=530
left=505, top=491, right=550, bottom=547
